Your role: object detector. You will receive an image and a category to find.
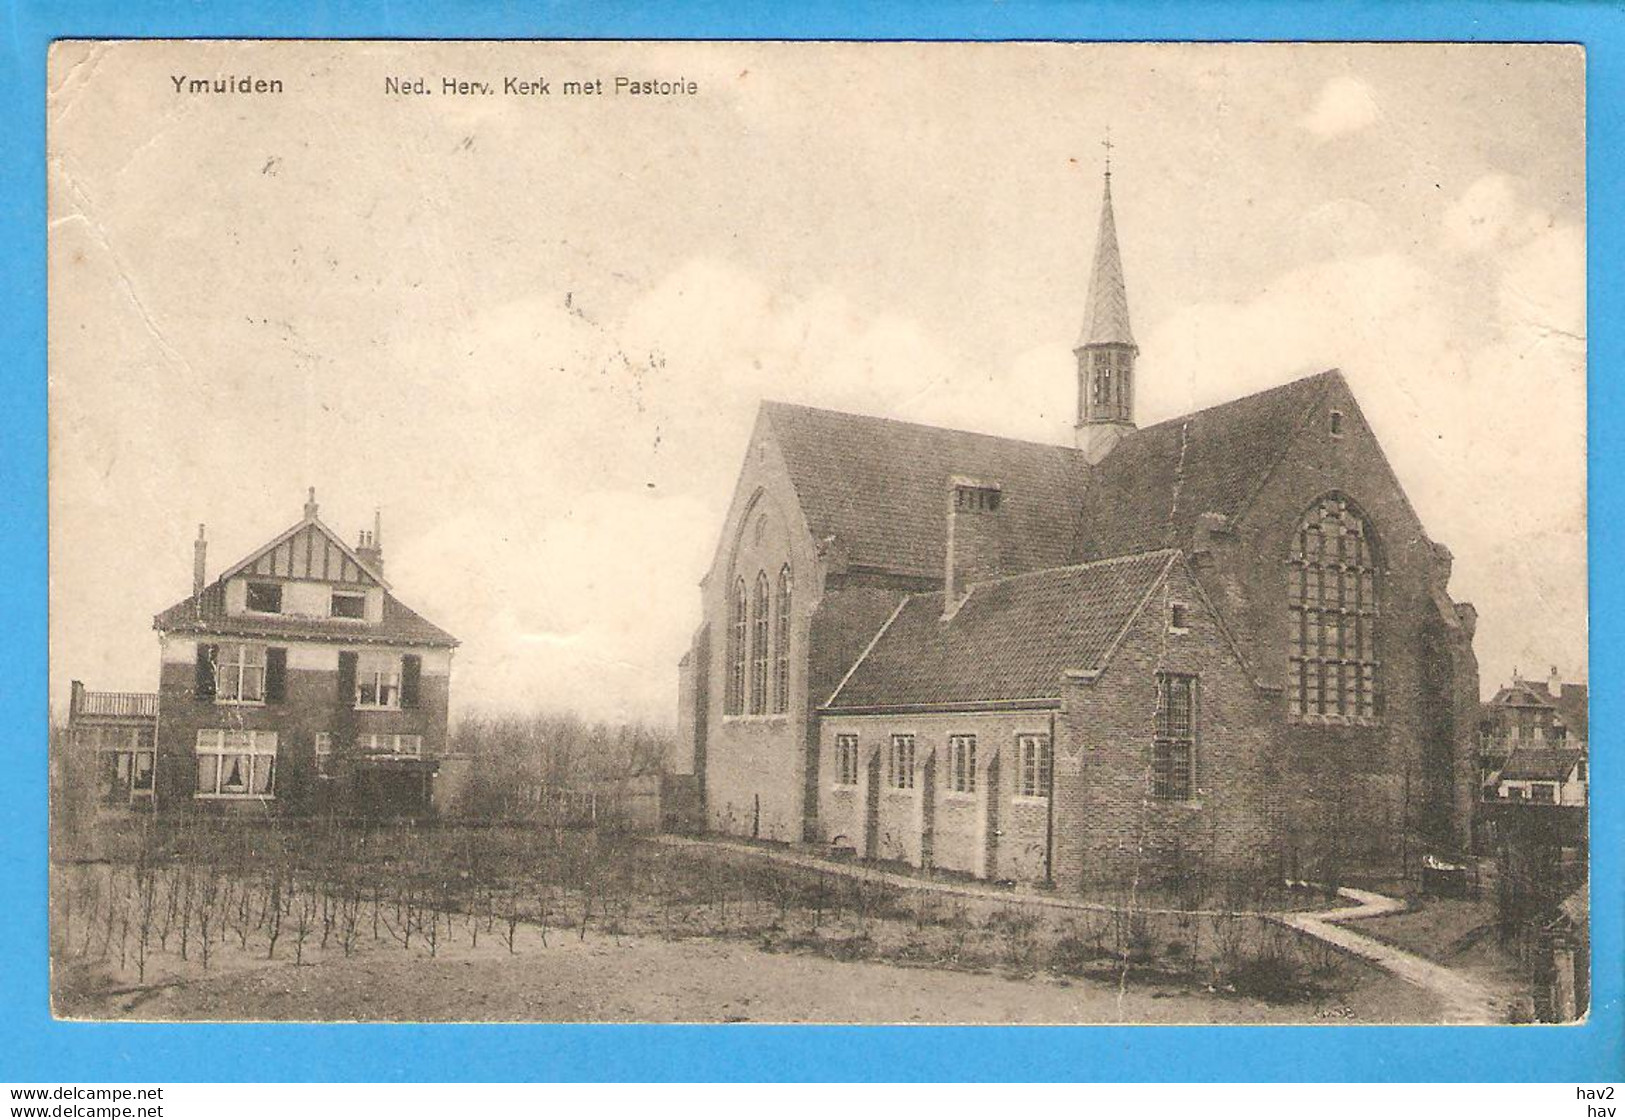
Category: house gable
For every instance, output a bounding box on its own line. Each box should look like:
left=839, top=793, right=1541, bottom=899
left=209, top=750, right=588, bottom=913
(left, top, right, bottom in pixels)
left=221, top=518, right=388, bottom=589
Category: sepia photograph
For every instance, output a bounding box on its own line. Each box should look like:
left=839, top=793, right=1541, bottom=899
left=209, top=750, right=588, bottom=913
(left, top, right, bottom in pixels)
left=46, top=39, right=1587, bottom=1026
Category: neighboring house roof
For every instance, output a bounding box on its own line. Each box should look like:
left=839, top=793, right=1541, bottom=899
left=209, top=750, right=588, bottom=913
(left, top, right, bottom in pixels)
left=825, top=550, right=1178, bottom=711
left=1488, top=682, right=1557, bottom=710
left=1484, top=678, right=1589, bottom=741
left=763, top=401, right=1093, bottom=580
left=1076, top=370, right=1342, bottom=560
left=1078, top=175, right=1135, bottom=349
left=154, top=581, right=458, bottom=647
left=1498, top=749, right=1584, bottom=783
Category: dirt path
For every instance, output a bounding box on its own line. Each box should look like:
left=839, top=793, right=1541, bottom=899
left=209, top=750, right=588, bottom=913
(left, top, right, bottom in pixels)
left=1272, top=887, right=1499, bottom=1024
left=653, top=835, right=1289, bottom=917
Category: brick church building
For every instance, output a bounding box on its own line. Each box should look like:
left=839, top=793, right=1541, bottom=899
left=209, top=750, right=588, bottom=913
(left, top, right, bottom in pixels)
left=677, top=168, right=1481, bottom=884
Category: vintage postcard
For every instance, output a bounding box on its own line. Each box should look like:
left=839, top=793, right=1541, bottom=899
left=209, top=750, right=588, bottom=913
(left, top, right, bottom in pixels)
left=46, top=39, right=1587, bottom=1025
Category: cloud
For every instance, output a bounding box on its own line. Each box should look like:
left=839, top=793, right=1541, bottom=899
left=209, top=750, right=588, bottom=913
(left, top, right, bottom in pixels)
left=1300, top=76, right=1381, bottom=139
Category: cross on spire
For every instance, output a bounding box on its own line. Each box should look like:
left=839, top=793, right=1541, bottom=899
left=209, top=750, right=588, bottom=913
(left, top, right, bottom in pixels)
left=1101, top=127, right=1115, bottom=177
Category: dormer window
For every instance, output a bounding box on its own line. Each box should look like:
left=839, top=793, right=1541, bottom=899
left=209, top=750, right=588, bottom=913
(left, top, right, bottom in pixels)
left=954, top=485, right=1001, bottom=512
left=331, top=591, right=366, bottom=619
left=246, top=581, right=282, bottom=613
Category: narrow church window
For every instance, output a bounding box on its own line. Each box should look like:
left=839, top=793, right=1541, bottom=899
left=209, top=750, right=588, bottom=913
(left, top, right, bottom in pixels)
left=726, top=578, right=747, bottom=715
left=1288, top=495, right=1380, bottom=721
left=888, top=734, right=916, bottom=790
left=948, top=734, right=977, bottom=793
left=834, top=733, right=859, bottom=786
left=1017, top=733, right=1051, bottom=797
left=1329, top=409, right=1345, bottom=436
left=750, top=571, right=770, bottom=714
left=1153, top=673, right=1197, bottom=800
left=1169, top=602, right=1189, bottom=632
left=773, top=566, right=792, bottom=713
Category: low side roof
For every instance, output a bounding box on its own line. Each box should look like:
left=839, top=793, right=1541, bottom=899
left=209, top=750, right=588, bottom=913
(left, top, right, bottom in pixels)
left=763, top=401, right=1092, bottom=580
left=826, top=550, right=1178, bottom=711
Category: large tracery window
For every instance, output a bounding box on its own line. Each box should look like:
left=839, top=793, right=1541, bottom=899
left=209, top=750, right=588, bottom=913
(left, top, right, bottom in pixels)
left=773, top=565, right=792, bottom=714
left=1288, top=495, right=1380, bottom=721
left=750, top=571, right=771, bottom=714
left=726, top=578, right=747, bottom=715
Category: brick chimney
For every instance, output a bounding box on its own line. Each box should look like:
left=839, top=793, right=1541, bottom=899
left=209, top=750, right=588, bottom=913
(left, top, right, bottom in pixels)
left=1548, top=665, right=1562, bottom=699
left=193, top=524, right=207, bottom=598
left=943, top=476, right=1005, bottom=619
left=356, top=508, right=384, bottom=576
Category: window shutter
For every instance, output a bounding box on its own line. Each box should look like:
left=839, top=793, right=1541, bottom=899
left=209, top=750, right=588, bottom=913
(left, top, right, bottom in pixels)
left=195, top=644, right=218, bottom=700
left=337, top=651, right=358, bottom=706
left=400, top=654, right=422, bottom=710
left=265, top=647, right=288, bottom=703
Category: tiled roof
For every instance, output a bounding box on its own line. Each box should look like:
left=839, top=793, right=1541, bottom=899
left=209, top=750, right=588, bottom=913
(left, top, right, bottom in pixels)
left=1498, top=749, right=1583, bottom=783
left=826, top=550, right=1178, bottom=710
left=153, top=581, right=458, bottom=648
left=1078, top=175, right=1135, bottom=348
left=763, top=401, right=1093, bottom=579
left=763, top=372, right=1343, bottom=582
left=1077, top=371, right=1341, bottom=560
left=1487, top=679, right=1588, bottom=741
left=1489, top=682, right=1557, bottom=710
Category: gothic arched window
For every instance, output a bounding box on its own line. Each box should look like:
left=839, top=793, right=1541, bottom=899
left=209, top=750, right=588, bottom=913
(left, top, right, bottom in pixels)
left=1288, top=495, right=1380, bottom=721
left=726, top=578, right=747, bottom=715
left=773, top=566, right=793, bottom=714
left=750, top=571, right=771, bottom=715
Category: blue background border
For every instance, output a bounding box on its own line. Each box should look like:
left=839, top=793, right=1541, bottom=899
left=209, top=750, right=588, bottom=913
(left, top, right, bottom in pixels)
left=2, top=0, right=1620, bottom=1083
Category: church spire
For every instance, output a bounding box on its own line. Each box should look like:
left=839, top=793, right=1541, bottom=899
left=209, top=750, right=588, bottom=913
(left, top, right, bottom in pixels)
left=1074, top=150, right=1139, bottom=464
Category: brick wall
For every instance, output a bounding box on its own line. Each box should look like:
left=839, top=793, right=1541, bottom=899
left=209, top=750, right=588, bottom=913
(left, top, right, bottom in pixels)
left=1052, top=561, right=1280, bottom=887
left=817, top=709, right=1056, bottom=880
left=155, top=635, right=451, bottom=816
left=1192, top=376, right=1480, bottom=854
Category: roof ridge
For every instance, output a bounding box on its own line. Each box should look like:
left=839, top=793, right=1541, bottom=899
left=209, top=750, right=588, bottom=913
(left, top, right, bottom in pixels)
left=761, top=399, right=1086, bottom=456
left=1131, top=368, right=1341, bottom=437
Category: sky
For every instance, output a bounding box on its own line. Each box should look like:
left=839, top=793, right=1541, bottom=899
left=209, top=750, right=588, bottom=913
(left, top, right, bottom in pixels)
left=47, top=41, right=1586, bottom=724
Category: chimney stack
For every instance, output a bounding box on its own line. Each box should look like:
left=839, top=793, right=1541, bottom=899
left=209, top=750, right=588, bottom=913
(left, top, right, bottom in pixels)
left=304, top=486, right=319, bottom=521
left=356, top=509, right=384, bottom=576
left=943, top=476, right=1005, bottom=619
left=193, top=524, right=207, bottom=597
left=1549, top=665, right=1562, bottom=699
